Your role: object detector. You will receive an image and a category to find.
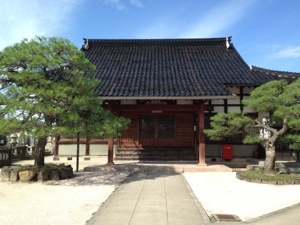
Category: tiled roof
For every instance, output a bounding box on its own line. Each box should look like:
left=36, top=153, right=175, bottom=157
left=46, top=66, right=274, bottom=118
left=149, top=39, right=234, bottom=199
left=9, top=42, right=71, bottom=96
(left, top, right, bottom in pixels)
left=250, top=65, right=300, bottom=80
left=83, top=38, right=282, bottom=99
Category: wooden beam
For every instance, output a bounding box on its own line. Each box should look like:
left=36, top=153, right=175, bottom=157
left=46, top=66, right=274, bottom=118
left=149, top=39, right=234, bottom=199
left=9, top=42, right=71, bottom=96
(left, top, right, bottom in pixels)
left=108, top=104, right=210, bottom=112
left=198, top=104, right=206, bottom=165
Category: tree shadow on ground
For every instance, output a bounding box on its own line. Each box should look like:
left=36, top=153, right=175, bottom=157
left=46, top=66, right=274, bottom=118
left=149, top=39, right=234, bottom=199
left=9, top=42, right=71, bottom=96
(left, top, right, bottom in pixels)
left=44, top=163, right=180, bottom=186
left=121, top=164, right=180, bottom=184
left=44, top=171, right=130, bottom=186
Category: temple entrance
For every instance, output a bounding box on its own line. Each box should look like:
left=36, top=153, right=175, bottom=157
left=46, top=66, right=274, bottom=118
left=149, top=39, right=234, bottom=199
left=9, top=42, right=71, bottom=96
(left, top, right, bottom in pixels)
left=139, top=115, right=175, bottom=147
left=115, top=111, right=197, bottom=160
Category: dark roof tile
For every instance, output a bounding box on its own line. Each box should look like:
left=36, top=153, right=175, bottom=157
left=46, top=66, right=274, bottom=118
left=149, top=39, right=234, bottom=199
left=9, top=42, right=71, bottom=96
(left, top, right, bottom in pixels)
left=250, top=66, right=300, bottom=81
left=83, top=38, right=296, bottom=98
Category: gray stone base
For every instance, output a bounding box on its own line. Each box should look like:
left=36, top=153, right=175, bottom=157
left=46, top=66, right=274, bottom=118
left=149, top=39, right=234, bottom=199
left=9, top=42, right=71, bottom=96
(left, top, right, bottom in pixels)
left=236, top=172, right=300, bottom=185
left=0, top=164, right=73, bottom=182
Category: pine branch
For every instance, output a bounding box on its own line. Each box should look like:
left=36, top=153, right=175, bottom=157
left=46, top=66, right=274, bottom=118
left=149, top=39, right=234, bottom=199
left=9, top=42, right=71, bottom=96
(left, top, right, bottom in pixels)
left=254, top=119, right=277, bottom=134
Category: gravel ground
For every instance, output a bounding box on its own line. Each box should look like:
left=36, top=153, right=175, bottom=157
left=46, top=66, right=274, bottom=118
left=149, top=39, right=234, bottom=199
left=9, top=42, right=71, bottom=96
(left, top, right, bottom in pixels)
left=0, top=156, right=130, bottom=225
left=0, top=171, right=130, bottom=225
left=184, top=172, right=300, bottom=221
left=1, top=157, right=300, bottom=224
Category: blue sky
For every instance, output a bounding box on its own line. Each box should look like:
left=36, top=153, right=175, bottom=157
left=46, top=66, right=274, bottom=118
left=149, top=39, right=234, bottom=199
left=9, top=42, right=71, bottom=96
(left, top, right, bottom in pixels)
left=1, top=0, right=300, bottom=72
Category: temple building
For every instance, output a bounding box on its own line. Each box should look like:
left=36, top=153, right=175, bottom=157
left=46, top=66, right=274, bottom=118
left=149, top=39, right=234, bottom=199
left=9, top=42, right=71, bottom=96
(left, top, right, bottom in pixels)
left=56, top=37, right=300, bottom=164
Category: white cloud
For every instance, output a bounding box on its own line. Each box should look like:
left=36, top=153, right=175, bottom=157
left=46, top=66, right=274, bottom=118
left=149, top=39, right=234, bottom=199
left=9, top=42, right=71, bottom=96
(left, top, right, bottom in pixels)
left=135, top=18, right=179, bottom=38
left=135, top=0, right=257, bottom=39
left=102, top=0, right=126, bottom=10
left=101, top=0, right=144, bottom=10
left=0, top=0, right=80, bottom=50
left=130, top=0, right=144, bottom=8
left=270, top=46, right=300, bottom=58
left=181, top=0, right=257, bottom=38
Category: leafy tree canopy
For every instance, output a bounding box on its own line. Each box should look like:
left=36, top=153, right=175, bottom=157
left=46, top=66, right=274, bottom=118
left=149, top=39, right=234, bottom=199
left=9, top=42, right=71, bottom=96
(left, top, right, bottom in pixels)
left=205, top=79, right=300, bottom=173
left=0, top=37, right=129, bottom=164
left=206, top=80, right=299, bottom=147
left=243, top=79, right=300, bottom=149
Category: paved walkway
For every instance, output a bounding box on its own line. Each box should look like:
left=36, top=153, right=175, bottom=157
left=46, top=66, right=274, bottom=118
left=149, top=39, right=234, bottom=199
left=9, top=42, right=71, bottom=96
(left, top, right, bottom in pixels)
left=86, top=166, right=210, bottom=225
left=86, top=164, right=300, bottom=225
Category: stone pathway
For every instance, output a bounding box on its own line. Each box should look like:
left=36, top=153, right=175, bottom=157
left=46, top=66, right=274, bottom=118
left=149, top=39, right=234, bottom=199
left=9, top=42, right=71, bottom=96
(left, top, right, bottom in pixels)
left=86, top=165, right=209, bottom=225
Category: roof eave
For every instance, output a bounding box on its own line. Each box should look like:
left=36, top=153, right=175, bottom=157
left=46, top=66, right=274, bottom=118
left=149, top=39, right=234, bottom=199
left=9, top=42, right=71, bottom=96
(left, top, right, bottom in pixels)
left=99, top=95, right=237, bottom=100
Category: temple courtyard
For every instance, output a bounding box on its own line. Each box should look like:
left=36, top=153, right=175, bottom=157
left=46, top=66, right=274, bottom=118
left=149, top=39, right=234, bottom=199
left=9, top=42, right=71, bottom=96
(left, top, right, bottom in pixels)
left=1, top=156, right=300, bottom=225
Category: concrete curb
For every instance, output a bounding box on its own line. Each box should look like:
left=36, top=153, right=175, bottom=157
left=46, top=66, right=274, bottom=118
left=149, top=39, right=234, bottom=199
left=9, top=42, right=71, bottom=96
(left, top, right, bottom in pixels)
left=182, top=173, right=212, bottom=224
left=246, top=202, right=300, bottom=223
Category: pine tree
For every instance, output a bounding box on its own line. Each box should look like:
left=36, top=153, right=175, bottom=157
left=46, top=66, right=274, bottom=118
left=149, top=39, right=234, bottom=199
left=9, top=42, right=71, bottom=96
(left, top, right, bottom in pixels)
left=0, top=37, right=129, bottom=165
left=205, top=79, right=300, bottom=173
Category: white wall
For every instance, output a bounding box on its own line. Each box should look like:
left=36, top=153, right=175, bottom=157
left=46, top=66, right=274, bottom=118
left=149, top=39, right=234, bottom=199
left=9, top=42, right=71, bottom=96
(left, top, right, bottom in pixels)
left=58, top=144, right=109, bottom=156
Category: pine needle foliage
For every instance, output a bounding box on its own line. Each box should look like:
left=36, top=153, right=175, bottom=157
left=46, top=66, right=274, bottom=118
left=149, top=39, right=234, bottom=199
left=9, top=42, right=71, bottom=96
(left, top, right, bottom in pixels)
left=0, top=37, right=129, bottom=165
left=205, top=79, right=300, bottom=173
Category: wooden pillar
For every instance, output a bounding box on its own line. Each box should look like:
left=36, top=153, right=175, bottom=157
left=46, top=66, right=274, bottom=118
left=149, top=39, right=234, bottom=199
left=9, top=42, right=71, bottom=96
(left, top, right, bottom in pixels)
left=107, top=137, right=114, bottom=165
left=198, top=104, right=206, bottom=165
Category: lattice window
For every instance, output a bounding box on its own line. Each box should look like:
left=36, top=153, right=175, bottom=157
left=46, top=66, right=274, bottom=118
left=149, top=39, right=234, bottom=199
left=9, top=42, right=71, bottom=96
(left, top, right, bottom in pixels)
left=157, top=115, right=174, bottom=139
left=139, top=115, right=174, bottom=139
left=139, top=116, right=155, bottom=138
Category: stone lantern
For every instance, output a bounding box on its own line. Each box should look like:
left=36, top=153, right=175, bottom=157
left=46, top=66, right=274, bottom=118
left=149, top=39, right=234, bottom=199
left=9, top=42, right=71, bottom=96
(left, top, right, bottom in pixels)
left=10, top=133, right=18, bottom=148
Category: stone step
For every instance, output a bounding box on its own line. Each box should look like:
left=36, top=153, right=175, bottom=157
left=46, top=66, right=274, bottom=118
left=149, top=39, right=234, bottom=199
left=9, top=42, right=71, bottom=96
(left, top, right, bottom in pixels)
left=115, top=148, right=197, bottom=161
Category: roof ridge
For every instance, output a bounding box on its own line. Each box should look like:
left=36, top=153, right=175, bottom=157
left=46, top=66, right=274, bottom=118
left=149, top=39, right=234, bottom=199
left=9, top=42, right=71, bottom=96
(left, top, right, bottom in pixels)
left=85, top=37, right=227, bottom=41
left=82, top=37, right=229, bottom=47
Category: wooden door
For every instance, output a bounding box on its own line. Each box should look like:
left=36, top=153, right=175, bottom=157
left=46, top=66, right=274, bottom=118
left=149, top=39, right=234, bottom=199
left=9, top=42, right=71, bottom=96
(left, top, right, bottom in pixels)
left=139, top=115, right=175, bottom=148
